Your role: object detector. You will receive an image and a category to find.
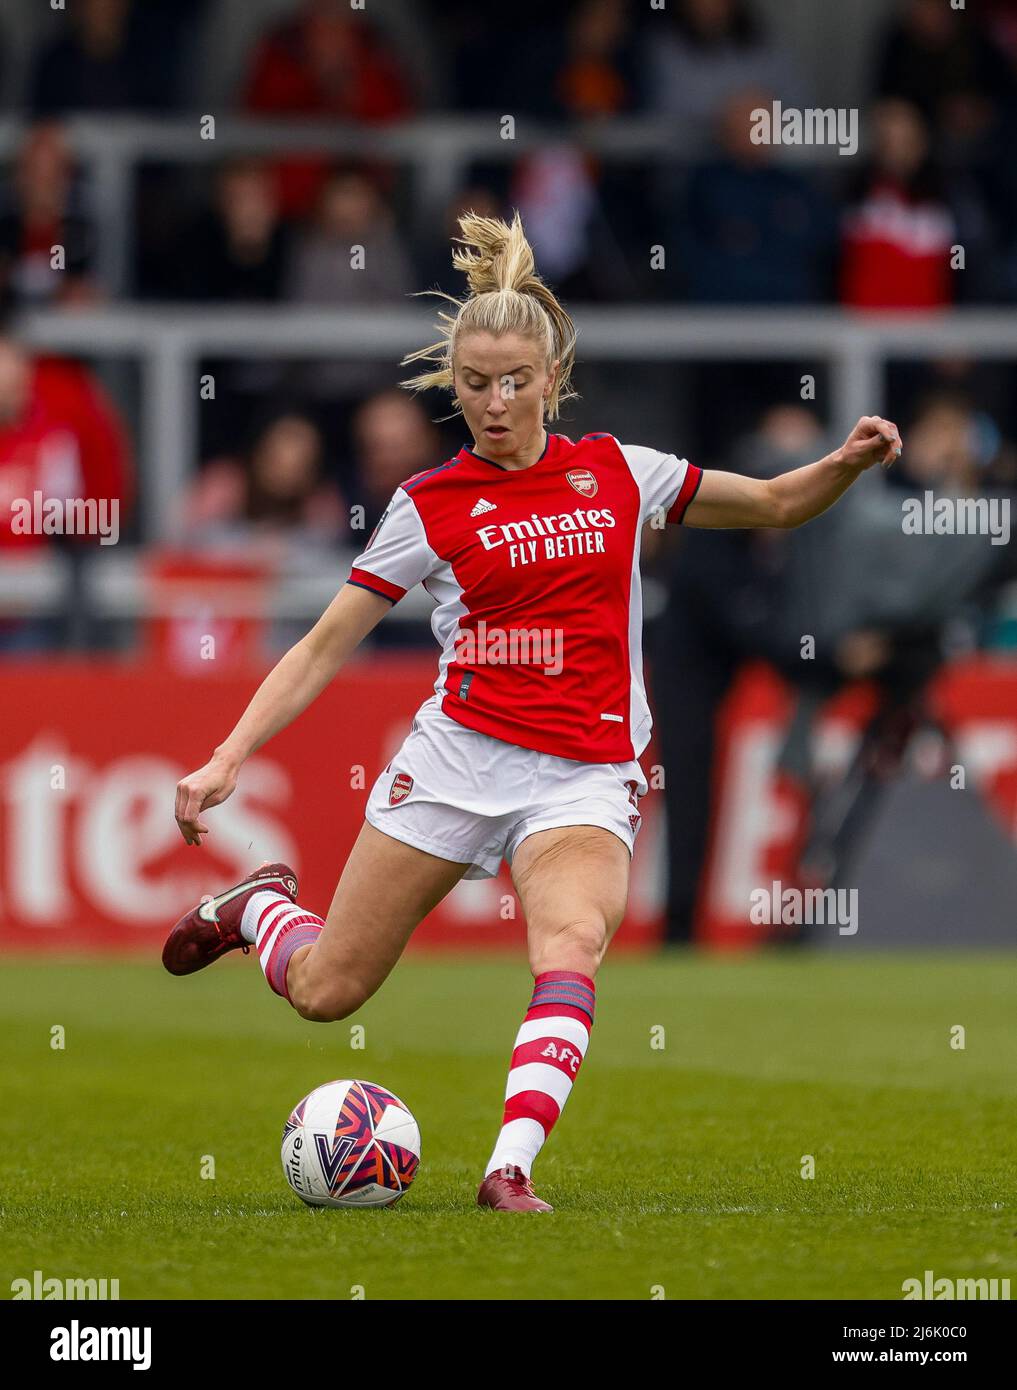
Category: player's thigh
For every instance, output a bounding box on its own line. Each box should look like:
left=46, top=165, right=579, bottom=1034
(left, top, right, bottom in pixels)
left=304, top=821, right=469, bottom=998
left=510, top=825, right=630, bottom=977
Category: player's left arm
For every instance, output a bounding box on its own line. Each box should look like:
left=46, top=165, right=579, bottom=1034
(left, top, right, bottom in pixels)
left=682, top=416, right=902, bottom=530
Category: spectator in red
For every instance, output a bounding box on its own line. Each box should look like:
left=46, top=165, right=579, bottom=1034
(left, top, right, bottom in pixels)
left=0, top=330, right=133, bottom=651
left=0, top=331, right=133, bottom=554
left=839, top=100, right=957, bottom=311
left=241, top=0, right=416, bottom=217
left=0, top=124, right=98, bottom=312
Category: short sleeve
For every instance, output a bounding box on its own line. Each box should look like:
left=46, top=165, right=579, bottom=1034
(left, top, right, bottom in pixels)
left=347, top=487, right=438, bottom=603
left=618, top=442, right=703, bottom=525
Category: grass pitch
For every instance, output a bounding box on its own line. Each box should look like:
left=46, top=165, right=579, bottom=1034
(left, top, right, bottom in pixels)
left=1, top=950, right=1014, bottom=1300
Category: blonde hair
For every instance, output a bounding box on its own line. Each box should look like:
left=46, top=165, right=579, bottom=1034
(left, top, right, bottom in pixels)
left=399, top=209, right=578, bottom=421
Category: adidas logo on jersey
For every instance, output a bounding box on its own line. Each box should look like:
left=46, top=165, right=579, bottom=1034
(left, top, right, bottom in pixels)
left=470, top=497, right=497, bottom=517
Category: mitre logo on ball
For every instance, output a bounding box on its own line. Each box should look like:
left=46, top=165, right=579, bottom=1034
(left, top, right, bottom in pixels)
left=389, top=771, right=413, bottom=805
left=565, top=469, right=598, bottom=497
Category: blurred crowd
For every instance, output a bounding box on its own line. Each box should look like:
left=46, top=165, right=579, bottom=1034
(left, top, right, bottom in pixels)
left=0, top=0, right=1015, bottom=665
left=646, top=393, right=1017, bottom=936
left=1, top=0, right=1015, bottom=312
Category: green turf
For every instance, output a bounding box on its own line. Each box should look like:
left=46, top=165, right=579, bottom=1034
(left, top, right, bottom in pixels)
left=1, top=951, right=1014, bottom=1300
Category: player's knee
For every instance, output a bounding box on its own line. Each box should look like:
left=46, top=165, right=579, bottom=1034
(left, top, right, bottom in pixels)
left=530, top=916, right=607, bottom=977
left=290, top=975, right=369, bottom=1023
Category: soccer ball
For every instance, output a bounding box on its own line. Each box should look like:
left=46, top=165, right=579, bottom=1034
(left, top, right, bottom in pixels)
left=281, top=1079, right=420, bottom=1208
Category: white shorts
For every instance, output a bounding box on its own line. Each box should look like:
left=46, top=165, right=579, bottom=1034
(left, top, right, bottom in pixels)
left=364, top=695, right=648, bottom=880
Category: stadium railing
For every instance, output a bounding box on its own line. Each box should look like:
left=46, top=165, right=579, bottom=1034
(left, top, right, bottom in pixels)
left=18, top=301, right=1017, bottom=536
left=0, top=113, right=853, bottom=295
left=5, top=304, right=1017, bottom=632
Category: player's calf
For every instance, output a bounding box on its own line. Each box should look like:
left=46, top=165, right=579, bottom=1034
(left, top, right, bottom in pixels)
left=286, top=966, right=374, bottom=1023
left=528, top=915, right=608, bottom=978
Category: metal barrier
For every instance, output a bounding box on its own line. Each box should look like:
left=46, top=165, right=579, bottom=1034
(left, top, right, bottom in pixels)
left=5, top=298, right=1017, bottom=635
left=15, top=303, right=1017, bottom=542
left=0, top=112, right=850, bottom=295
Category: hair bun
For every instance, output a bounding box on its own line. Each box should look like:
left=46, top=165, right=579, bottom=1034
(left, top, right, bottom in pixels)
left=400, top=209, right=577, bottom=423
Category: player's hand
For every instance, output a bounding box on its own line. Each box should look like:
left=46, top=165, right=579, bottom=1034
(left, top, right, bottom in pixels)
left=174, top=756, right=239, bottom=846
left=838, top=416, right=903, bottom=472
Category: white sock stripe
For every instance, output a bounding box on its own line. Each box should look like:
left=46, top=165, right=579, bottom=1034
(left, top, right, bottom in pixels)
left=256, top=906, right=301, bottom=951
left=240, top=890, right=290, bottom=945
left=257, top=898, right=299, bottom=930
left=257, top=922, right=287, bottom=963
left=515, top=1015, right=590, bottom=1054
left=260, top=912, right=326, bottom=968
left=504, top=1062, right=575, bottom=1109
left=253, top=899, right=296, bottom=943
left=257, top=907, right=306, bottom=960
left=249, top=890, right=290, bottom=922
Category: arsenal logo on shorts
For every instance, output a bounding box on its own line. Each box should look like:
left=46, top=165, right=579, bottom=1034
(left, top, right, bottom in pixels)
left=566, top=468, right=598, bottom=498
left=389, top=771, right=413, bottom=805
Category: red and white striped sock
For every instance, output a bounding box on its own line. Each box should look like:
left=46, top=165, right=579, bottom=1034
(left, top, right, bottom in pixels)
left=241, top=890, right=323, bottom=1004
left=484, top=969, right=595, bottom=1179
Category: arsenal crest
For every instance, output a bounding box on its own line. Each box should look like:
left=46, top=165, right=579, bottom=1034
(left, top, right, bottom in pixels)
left=389, top=771, right=414, bottom=805
left=566, top=468, right=598, bottom=497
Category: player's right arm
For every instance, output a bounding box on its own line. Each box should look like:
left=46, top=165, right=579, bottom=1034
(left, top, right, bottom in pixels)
left=175, top=483, right=438, bottom=845
left=174, top=584, right=391, bottom=845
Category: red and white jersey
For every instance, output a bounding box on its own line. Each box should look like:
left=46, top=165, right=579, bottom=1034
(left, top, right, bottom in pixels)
left=348, top=432, right=702, bottom=762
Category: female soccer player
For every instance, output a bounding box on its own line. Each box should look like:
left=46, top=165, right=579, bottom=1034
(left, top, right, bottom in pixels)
left=163, top=211, right=902, bottom=1212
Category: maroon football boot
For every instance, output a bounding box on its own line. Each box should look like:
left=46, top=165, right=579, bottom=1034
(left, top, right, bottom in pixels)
left=162, top=862, right=298, bottom=976
left=477, top=1165, right=554, bottom=1212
